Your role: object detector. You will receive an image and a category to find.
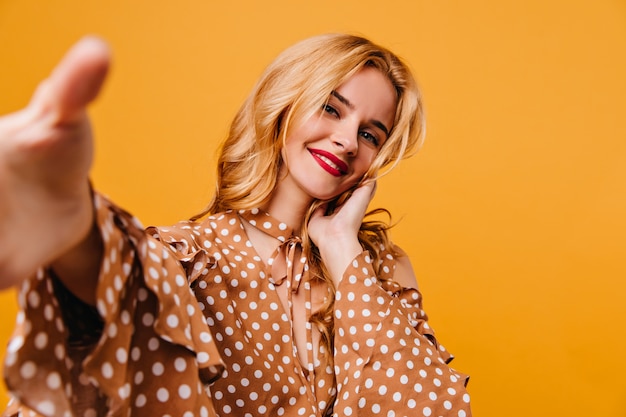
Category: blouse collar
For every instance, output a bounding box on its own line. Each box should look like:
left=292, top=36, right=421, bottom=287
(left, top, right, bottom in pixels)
left=238, top=209, right=307, bottom=292
left=238, top=208, right=294, bottom=243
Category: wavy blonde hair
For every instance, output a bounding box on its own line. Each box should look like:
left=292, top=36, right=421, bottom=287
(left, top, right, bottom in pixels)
left=193, top=33, right=424, bottom=411
left=195, top=33, right=424, bottom=216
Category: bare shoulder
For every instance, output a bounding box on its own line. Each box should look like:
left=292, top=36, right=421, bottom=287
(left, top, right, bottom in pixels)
left=391, top=245, right=419, bottom=290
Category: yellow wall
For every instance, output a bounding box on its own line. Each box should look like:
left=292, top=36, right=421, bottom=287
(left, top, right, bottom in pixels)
left=1, top=1, right=625, bottom=416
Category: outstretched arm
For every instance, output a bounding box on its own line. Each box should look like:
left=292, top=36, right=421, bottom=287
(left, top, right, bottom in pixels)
left=0, top=37, right=110, bottom=303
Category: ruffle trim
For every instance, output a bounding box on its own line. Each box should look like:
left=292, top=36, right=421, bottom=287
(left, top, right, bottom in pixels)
left=3, top=193, right=224, bottom=416
left=332, top=251, right=471, bottom=415
left=335, top=250, right=458, bottom=370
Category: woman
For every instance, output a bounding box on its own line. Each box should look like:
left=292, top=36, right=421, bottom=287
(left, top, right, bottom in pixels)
left=0, top=34, right=471, bottom=416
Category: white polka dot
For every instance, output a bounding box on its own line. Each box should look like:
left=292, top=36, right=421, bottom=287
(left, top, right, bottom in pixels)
left=167, top=314, right=179, bottom=328
left=46, top=372, right=61, bottom=389
left=174, top=357, right=188, bottom=372
left=104, top=287, right=115, bottom=304
left=54, top=344, right=65, bottom=361
left=20, top=361, right=37, bottom=379
left=157, top=387, right=169, bottom=402
left=34, top=332, right=48, bottom=350
left=135, top=394, right=147, bottom=407
left=179, top=384, right=192, bottom=399
left=148, top=267, right=159, bottom=279
left=107, top=323, right=118, bottom=338
left=134, top=371, right=144, bottom=385
left=7, top=336, right=23, bottom=353
left=118, top=383, right=130, bottom=399
left=197, top=352, right=210, bottom=363
left=27, top=292, right=41, bottom=308
left=113, top=274, right=123, bottom=291
left=142, top=313, right=155, bottom=327
left=152, top=362, right=165, bottom=376
left=131, top=347, right=141, bottom=361
left=36, top=401, right=54, bottom=415
left=101, top=362, right=113, bottom=379
left=137, top=288, right=148, bottom=302
left=43, top=305, right=54, bottom=321
left=186, top=304, right=196, bottom=316
left=4, top=352, right=17, bottom=368
left=148, top=337, right=159, bottom=351
left=120, top=310, right=131, bottom=325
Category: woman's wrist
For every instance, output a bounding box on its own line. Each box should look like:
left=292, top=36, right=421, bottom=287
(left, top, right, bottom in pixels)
left=318, top=236, right=363, bottom=285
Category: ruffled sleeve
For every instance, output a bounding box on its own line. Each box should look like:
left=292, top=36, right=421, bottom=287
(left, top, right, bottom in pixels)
left=332, top=251, right=472, bottom=417
left=3, top=193, right=223, bottom=417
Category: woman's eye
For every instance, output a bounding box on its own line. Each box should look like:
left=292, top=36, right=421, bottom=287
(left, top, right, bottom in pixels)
left=360, top=131, right=380, bottom=147
left=322, top=104, right=339, bottom=117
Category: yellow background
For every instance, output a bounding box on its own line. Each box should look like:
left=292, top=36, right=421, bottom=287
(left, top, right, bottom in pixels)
left=1, top=1, right=625, bottom=416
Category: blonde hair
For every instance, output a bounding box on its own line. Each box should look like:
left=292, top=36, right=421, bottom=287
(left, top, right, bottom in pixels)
left=194, top=33, right=424, bottom=217
left=192, top=34, right=424, bottom=411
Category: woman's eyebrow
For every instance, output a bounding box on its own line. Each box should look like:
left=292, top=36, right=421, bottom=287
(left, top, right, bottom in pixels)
left=331, top=90, right=354, bottom=109
left=331, top=90, right=390, bottom=137
left=371, top=120, right=390, bottom=138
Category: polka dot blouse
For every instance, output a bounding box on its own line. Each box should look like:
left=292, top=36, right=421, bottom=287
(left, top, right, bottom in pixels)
left=3, top=193, right=471, bottom=416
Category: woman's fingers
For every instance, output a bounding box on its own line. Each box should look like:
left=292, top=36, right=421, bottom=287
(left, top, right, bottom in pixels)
left=347, top=180, right=376, bottom=212
left=335, top=180, right=377, bottom=227
left=309, top=183, right=377, bottom=284
left=308, top=181, right=377, bottom=247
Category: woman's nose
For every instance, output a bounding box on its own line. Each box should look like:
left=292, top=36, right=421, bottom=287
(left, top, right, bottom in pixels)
left=331, top=125, right=358, bottom=156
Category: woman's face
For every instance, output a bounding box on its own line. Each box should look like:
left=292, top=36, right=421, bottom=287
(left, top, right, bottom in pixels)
left=280, top=67, right=397, bottom=202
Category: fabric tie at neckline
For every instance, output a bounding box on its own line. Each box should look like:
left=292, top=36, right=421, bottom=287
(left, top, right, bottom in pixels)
left=238, top=208, right=318, bottom=398
left=238, top=209, right=307, bottom=294
left=268, top=235, right=306, bottom=293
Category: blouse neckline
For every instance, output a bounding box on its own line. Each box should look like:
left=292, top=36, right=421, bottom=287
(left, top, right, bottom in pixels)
left=238, top=208, right=295, bottom=243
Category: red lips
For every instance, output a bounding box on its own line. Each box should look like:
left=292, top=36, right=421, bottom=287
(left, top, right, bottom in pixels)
left=308, top=148, right=348, bottom=176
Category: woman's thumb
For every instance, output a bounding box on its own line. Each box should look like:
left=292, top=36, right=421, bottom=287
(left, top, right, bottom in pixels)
left=31, top=36, right=111, bottom=123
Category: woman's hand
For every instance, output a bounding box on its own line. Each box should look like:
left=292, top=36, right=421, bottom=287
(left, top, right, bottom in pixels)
left=308, top=181, right=377, bottom=285
left=0, top=37, right=110, bottom=289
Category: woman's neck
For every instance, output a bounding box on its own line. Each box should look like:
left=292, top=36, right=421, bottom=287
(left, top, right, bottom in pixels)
left=261, top=177, right=313, bottom=234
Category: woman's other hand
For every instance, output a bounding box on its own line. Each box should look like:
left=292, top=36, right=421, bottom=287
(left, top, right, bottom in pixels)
left=309, top=181, right=376, bottom=284
left=0, top=37, right=110, bottom=289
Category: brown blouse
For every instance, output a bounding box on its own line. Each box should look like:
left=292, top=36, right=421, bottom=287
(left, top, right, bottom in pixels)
left=3, top=193, right=471, bottom=417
